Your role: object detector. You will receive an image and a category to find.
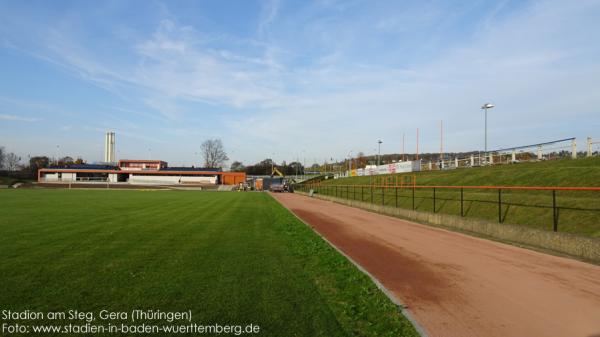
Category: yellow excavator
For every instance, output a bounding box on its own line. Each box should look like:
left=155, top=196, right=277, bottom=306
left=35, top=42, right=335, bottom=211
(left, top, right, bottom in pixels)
left=271, top=167, right=284, bottom=177
left=270, top=167, right=294, bottom=192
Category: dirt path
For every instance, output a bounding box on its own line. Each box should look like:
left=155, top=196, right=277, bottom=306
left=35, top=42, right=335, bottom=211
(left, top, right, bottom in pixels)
left=272, top=193, right=600, bottom=337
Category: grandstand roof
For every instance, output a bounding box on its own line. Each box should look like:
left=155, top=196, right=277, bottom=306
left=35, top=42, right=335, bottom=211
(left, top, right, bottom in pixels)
left=162, top=167, right=221, bottom=172
left=48, top=164, right=119, bottom=170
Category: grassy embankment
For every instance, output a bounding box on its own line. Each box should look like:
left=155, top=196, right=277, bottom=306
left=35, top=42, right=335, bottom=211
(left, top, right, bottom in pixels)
left=311, top=157, right=600, bottom=237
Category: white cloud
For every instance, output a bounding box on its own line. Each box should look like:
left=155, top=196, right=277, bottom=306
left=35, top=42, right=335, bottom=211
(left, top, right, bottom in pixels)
left=258, top=0, right=279, bottom=35
left=0, top=114, right=41, bottom=122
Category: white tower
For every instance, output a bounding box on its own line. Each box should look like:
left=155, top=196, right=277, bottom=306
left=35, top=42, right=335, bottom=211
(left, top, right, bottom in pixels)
left=104, top=132, right=115, bottom=163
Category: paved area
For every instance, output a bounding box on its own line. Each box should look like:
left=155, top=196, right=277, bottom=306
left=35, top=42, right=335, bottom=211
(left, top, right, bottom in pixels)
left=272, top=193, right=600, bottom=337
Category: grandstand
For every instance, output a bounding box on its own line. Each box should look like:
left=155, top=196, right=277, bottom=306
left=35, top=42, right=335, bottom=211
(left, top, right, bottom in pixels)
left=39, top=159, right=245, bottom=186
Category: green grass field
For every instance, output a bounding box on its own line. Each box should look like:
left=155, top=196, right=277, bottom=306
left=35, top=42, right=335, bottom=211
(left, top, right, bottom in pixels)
left=0, top=190, right=418, bottom=337
left=310, top=158, right=600, bottom=237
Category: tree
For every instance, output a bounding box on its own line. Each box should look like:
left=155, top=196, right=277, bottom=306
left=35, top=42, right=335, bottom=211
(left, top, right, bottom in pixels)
left=259, top=158, right=274, bottom=175
left=200, top=139, right=229, bottom=168
left=29, top=156, right=50, bottom=178
left=243, top=158, right=275, bottom=175
left=230, top=161, right=245, bottom=172
left=5, top=153, right=21, bottom=171
left=258, top=158, right=273, bottom=167
left=58, top=156, right=74, bottom=166
left=356, top=151, right=367, bottom=168
left=0, top=146, right=5, bottom=169
left=287, top=161, right=304, bottom=176
left=74, top=158, right=86, bottom=165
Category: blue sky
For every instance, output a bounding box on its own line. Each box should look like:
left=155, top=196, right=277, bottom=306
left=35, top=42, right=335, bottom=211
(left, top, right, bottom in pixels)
left=1, top=0, right=599, bottom=166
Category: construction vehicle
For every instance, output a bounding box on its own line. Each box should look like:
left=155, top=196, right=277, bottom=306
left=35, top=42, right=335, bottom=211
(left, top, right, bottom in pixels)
left=269, top=166, right=294, bottom=192
left=271, top=167, right=284, bottom=178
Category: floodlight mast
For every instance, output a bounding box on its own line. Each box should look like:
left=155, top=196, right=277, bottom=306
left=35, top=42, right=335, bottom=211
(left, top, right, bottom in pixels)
left=481, top=103, right=495, bottom=163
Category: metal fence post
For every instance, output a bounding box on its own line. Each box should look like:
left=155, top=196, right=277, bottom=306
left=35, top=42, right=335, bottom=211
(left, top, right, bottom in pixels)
left=460, top=188, right=464, bottom=217
left=433, top=187, right=436, bottom=213
left=498, top=188, right=502, bottom=223
left=395, top=187, right=398, bottom=208
left=412, top=186, right=415, bottom=210
left=353, top=185, right=356, bottom=200
left=382, top=186, right=385, bottom=205
left=553, top=190, right=558, bottom=232
left=371, top=185, right=373, bottom=204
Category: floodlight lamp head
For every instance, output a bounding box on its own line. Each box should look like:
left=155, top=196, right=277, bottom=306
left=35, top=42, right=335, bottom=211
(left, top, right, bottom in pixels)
left=481, top=103, right=495, bottom=109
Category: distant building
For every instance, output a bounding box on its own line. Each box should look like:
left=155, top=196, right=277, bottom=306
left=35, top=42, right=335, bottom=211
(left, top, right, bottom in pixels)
left=38, top=159, right=245, bottom=186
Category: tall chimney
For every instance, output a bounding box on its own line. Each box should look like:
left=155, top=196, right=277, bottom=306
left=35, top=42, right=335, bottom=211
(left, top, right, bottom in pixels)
left=104, top=132, right=115, bottom=163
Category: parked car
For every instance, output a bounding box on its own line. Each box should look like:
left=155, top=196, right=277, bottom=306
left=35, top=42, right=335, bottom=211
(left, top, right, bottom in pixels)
left=269, top=183, right=285, bottom=192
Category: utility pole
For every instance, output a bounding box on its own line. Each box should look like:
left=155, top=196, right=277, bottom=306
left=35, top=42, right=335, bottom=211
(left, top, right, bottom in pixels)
left=416, top=128, right=420, bottom=161
left=377, top=140, right=383, bottom=166
left=440, top=120, right=444, bottom=168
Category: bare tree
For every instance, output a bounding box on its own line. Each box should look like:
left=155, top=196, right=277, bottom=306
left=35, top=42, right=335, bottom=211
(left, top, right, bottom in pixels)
left=0, top=146, right=5, bottom=170
left=5, top=152, right=21, bottom=171
left=201, top=139, right=229, bottom=168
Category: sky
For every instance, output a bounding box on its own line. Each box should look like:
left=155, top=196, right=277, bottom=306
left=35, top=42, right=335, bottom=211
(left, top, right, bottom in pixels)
left=0, top=0, right=599, bottom=167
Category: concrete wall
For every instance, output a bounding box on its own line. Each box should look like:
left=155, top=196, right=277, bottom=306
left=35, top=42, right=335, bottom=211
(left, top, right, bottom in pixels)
left=128, top=174, right=216, bottom=185
left=180, top=176, right=216, bottom=184
left=42, top=173, right=59, bottom=181
left=129, top=175, right=181, bottom=184
left=42, top=173, right=77, bottom=182
left=42, top=173, right=76, bottom=182
left=61, top=173, right=76, bottom=182
left=297, top=191, right=600, bottom=263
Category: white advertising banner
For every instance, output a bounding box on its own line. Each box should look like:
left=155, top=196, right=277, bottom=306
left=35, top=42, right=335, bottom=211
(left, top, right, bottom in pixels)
left=347, top=161, right=421, bottom=176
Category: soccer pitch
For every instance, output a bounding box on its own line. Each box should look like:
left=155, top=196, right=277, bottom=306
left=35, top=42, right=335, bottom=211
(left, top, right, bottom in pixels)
left=0, top=190, right=418, bottom=337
